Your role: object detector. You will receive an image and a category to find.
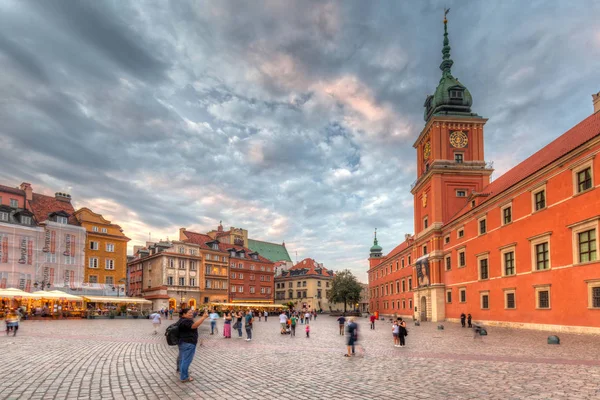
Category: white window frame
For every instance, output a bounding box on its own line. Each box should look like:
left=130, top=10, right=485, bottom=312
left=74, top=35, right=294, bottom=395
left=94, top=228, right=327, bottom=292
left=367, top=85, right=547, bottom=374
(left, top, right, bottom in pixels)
left=569, top=217, right=599, bottom=265
left=231, top=272, right=236, bottom=279
left=190, top=278, right=196, bottom=287
left=105, top=259, right=115, bottom=270
left=231, top=285, right=237, bottom=292
left=179, top=277, right=185, bottom=286
left=250, top=286, right=255, bottom=294
left=238, top=273, right=243, bottom=279
left=528, top=233, right=551, bottom=272
left=586, top=279, right=600, bottom=309
left=101, top=228, right=107, bottom=233
left=534, top=284, right=551, bottom=309
left=531, top=184, right=547, bottom=213
left=106, top=243, right=115, bottom=252
left=239, top=286, right=244, bottom=293
left=572, top=158, right=594, bottom=196
left=0, top=212, right=8, bottom=222
left=57, top=216, right=68, bottom=224
left=105, top=276, right=114, bottom=285
left=456, top=189, right=467, bottom=197
left=480, top=290, right=490, bottom=310
left=459, top=287, right=466, bottom=303
left=504, top=288, right=516, bottom=310
left=9, top=198, right=18, bottom=208
left=478, top=215, right=487, bottom=235
left=167, top=276, right=174, bottom=286
left=88, top=258, right=98, bottom=269
left=92, top=226, right=98, bottom=232
left=500, top=202, right=513, bottom=226
left=476, top=252, right=490, bottom=280
left=90, top=241, right=99, bottom=251
left=260, top=287, right=265, bottom=294
left=457, top=247, right=466, bottom=268
left=457, top=227, right=464, bottom=239
left=21, top=216, right=32, bottom=225
left=444, top=254, right=451, bottom=271
left=89, top=275, right=98, bottom=284
left=500, top=244, right=517, bottom=277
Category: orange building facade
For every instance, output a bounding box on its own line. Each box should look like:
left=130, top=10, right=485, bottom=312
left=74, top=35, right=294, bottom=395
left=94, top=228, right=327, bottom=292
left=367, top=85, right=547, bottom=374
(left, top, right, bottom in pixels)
left=368, top=16, right=600, bottom=333
left=74, top=208, right=130, bottom=288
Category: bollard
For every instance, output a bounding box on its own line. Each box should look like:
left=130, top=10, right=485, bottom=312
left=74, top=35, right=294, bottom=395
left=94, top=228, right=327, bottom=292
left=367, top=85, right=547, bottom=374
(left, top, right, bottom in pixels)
left=547, top=335, right=560, bottom=345
left=414, top=321, right=420, bottom=326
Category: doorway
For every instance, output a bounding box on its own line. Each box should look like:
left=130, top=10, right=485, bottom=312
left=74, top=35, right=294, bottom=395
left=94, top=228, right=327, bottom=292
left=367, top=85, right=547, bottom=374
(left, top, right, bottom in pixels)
left=420, top=296, right=427, bottom=321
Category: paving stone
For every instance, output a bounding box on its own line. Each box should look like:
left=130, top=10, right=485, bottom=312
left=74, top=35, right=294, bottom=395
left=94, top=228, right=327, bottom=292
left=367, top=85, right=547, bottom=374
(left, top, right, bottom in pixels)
left=1, top=318, right=599, bottom=399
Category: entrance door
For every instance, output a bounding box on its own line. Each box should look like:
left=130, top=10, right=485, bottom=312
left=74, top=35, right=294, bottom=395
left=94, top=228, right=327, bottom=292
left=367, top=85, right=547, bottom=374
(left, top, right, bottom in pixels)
left=420, top=296, right=427, bottom=322
left=168, top=298, right=176, bottom=310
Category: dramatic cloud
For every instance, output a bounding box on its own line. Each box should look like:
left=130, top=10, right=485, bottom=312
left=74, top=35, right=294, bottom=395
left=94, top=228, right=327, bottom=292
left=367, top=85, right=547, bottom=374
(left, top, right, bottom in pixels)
left=1, top=0, right=598, bottom=281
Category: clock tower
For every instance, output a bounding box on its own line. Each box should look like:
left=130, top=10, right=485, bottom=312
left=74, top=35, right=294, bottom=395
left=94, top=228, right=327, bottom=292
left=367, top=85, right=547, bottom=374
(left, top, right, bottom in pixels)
left=410, top=11, right=493, bottom=322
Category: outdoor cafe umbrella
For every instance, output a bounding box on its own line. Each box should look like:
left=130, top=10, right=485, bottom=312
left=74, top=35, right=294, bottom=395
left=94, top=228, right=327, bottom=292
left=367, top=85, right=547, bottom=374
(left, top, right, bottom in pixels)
left=46, top=290, right=84, bottom=301
left=0, top=288, right=38, bottom=299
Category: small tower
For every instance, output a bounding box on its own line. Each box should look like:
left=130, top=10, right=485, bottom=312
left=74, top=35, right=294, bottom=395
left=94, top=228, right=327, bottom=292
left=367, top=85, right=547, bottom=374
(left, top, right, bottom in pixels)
left=369, top=229, right=383, bottom=268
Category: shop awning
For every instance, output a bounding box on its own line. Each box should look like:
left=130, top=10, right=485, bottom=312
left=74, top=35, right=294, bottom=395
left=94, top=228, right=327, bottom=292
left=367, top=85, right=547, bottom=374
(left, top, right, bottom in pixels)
left=0, top=288, right=39, bottom=299
left=31, top=291, right=84, bottom=301
left=209, top=302, right=287, bottom=308
left=82, top=295, right=152, bottom=304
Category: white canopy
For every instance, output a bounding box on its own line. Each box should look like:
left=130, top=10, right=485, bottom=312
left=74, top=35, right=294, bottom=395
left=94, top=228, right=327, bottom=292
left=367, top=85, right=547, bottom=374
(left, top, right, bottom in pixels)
left=0, top=288, right=39, bottom=299
left=31, top=291, right=83, bottom=301
left=82, top=295, right=152, bottom=304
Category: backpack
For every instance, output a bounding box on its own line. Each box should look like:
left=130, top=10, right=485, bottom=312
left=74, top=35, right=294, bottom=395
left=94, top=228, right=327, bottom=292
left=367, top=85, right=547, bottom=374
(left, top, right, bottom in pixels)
left=165, top=320, right=181, bottom=346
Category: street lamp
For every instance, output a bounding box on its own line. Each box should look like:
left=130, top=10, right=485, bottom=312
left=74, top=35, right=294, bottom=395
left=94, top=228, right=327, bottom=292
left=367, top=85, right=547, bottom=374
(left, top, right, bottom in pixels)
left=34, top=281, right=51, bottom=290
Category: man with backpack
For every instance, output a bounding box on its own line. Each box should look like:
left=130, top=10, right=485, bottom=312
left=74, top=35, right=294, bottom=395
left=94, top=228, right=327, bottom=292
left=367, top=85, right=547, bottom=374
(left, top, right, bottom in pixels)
left=166, top=308, right=208, bottom=383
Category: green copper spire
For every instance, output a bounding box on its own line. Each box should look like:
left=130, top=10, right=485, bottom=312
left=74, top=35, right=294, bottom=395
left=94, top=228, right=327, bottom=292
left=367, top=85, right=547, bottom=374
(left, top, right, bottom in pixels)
left=370, top=228, right=382, bottom=256
left=440, top=9, right=454, bottom=78
left=423, top=8, right=479, bottom=122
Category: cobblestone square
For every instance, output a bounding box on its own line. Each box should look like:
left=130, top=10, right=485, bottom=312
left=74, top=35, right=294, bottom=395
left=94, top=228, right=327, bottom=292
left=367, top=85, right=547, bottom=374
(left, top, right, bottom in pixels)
left=2, top=316, right=600, bottom=400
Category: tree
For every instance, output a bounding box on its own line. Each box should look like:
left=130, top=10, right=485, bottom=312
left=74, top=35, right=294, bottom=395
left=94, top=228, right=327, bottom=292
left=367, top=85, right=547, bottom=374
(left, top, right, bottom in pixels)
left=327, top=269, right=362, bottom=313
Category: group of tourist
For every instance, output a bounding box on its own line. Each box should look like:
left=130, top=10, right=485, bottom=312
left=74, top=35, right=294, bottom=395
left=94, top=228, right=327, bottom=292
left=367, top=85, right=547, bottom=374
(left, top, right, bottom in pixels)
left=277, top=309, right=317, bottom=337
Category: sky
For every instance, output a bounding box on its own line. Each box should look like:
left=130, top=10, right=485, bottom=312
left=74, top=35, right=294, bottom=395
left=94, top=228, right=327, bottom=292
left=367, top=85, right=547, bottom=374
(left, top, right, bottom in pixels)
left=0, top=1, right=599, bottom=282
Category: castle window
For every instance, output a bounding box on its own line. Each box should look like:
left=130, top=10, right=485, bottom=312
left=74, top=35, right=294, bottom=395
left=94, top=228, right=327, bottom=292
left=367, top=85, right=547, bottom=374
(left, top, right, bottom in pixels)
left=454, top=153, right=464, bottom=163
left=449, top=89, right=463, bottom=99
left=456, top=190, right=466, bottom=197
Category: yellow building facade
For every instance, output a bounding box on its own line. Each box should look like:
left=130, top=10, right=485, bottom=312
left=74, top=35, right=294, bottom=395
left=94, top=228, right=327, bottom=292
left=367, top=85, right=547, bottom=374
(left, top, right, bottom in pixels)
left=74, top=208, right=130, bottom=287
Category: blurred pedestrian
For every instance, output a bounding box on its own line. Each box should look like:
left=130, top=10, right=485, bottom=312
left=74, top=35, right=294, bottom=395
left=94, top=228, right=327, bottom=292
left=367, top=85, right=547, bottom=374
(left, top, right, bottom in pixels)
left=344, top=317, right=358, bottom=357
left=223, top=311, right=232, bottom=338
left=467, top=313, right=472, bottom=328
left=398, top=318, right=407, bottom=347
left=460, top=313, right=466, bottom=328
left=337, top=314, right=346, bottom=335
left=209, top=309, right=219, bottom=335
left=370, top=313, right=376, bottom=330
left=305, top=323, right=310, bottom=338
left=150, top=311, right=161, bottom=334
left=5, top=309, right=20, bottom=336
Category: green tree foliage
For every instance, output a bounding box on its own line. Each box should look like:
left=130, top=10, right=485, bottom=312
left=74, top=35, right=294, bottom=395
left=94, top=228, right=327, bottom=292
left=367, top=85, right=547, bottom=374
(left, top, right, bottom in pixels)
left=327, top=269, right=362, bottom=313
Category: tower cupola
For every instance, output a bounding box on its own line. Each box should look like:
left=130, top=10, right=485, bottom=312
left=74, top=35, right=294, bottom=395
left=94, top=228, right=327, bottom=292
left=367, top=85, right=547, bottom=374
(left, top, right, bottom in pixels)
left=369, top=229, right=383, bottom=258
left=424, top=9, right=478, bottom=122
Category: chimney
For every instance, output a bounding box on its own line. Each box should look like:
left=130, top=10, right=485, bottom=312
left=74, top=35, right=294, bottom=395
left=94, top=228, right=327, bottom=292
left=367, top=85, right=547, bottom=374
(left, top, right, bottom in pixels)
left=19, top=182, right=33, bottom=201
left=593, top=91, right=600, bottom=114
left=55, top=192, right=72, bottom=202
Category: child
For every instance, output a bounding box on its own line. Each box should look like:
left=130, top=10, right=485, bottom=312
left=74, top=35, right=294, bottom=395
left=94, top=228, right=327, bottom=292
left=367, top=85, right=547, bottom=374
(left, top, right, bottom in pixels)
left=392, top=320, right=400, bottom=347
left=305, top=324, right=310, bottom=338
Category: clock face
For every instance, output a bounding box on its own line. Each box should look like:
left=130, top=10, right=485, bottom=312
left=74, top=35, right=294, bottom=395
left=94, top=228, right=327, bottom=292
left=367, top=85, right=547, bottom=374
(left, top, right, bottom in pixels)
left=423, top=142, right=431, bottom=159
left=449, top=131, right=468, bottom=148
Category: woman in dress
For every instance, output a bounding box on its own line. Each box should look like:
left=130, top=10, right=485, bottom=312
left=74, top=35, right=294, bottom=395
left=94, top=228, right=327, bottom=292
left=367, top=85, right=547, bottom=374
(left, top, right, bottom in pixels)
left=223, top=311, right=232, bottom=338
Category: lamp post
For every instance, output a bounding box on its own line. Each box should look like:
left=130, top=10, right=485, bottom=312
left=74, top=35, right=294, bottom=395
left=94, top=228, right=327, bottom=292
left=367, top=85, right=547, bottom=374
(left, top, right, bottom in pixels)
left=111, top=278, right=126, bottom=298
left=176, top=289, right=187, bottom=307
left=34, top=280, right=51, bottom=290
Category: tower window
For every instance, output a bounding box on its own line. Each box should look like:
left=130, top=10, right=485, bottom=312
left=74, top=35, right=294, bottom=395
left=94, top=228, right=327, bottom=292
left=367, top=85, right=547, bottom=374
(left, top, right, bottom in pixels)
left=449, top=90, right=463, bottom=99
left=454, top=153, right=464, bottom=163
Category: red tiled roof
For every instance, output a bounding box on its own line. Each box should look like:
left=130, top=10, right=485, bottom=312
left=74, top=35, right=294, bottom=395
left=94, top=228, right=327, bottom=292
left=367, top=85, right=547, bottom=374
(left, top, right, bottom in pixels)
left=382, top=241, right=410, bottom=262
left=0, top=184, right=25, bottom=196
left=183, top=230, right=274, bottom=264
left=448, top=111, right=600, bottom=225
left=28, top=193, right=78, bottom=225
left=289, top=258, right=334, bottom=277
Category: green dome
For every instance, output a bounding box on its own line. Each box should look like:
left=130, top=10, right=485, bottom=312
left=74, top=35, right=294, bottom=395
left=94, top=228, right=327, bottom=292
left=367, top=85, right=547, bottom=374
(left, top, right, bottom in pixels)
left=424, top=15, right=479, bottom=122
left=370, top=243, right=382, bottom=252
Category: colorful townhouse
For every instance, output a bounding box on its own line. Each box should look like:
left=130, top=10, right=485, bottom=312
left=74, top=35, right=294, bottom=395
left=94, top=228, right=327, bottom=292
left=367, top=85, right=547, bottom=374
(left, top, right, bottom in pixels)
left=368, top=16, right=600, bottom=333
left=73, top=208, right=130, bottom=289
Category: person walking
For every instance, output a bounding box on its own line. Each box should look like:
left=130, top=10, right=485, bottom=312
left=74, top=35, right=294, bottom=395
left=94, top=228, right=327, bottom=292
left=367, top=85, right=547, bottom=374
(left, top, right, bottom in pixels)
left=209, top=309, right=219, bottom=335
left=169, top=308, right=173, bottom=320
left=150, top=311, right=162, bottom=334
left=258, top=311, right=262, bottom=322
left=5, top=309, right=20, bottom=336
left=370, top=313, right=376, bottom=330
left=264, top=310, right=268, bottom=322
left=345, top=317, right=358, bottom=357
left=223, top=311, right=232, bottom=338
left=305, top=323, right=310, bottom=338
left=398, top=318, right=407, bottom=347
left=279, top=311, right=288, bottom=333
left=177, top=308, right=209, bottom=383
left=244, top=310, right=254, bottom=341
left=313, top=310, right=317, bottom=321
left=235, top=311, right=244, bottom=338
left=337, top=314, right=346, bottom=335
left=460, top=313, right=466, bottom=328
left=290, top=314, right=297, bottom=337
left=467, top=313, right=472, bottom=328
left=392, top=320, right=400, bottom=347
left=304, top=311, right=311, bottom=325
